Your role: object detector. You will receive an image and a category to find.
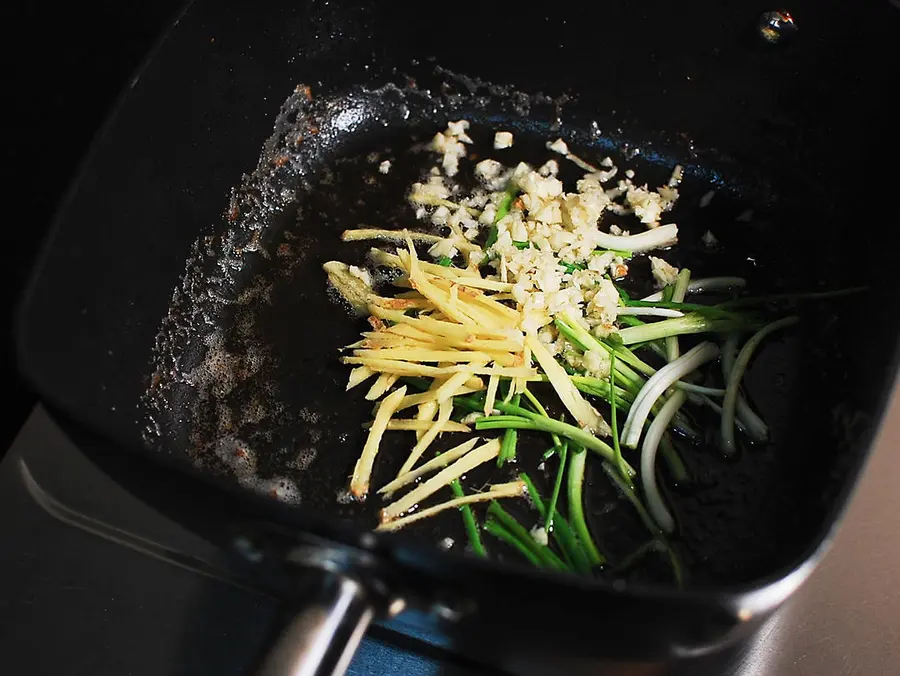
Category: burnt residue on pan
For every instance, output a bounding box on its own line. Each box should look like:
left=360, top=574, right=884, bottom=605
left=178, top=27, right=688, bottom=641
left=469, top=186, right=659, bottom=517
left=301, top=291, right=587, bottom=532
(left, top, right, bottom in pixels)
left=141, top=69, right=866, bottom=588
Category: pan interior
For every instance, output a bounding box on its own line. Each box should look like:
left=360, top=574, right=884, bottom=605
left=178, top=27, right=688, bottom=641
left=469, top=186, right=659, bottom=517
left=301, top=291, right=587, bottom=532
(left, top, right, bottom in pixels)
left=141, top=75, right=877, bottom=588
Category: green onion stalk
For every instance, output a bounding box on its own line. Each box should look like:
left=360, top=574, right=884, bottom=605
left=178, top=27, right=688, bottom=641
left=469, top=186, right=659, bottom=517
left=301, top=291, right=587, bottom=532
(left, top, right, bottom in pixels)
left=520, top=473, right=592, bottom=574
left=545, top=438, right=568, bottom=534
left=484, top=184, right=519, bottom=249
left=667, top=268, right=692, bottom=362
left=487, top=502, right=570, bottom=571
left=601, top=463, right=684, bottom=587
left=484, top=520, right=543, bottom=567
left=616, top=313, right=756, bottom=345
left=475, top=405, right=636, bottom=477
left=567, top=446, right=605, bottom=567
left=449, top=480, right=486, bottom=556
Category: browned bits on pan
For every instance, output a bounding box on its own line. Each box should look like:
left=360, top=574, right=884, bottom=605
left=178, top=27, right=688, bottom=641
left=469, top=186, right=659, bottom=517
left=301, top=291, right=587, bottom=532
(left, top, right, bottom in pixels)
left=294, top=84, right=313, bottom=101
left=149, top=373, right=162, bottom=390
left=308, top=124, right=319, bottom=136
left=272, top=154, right=290, bottom=168
left=294, top=133, right=304, bottom=145
left=227, top=204, right=240, bottom=222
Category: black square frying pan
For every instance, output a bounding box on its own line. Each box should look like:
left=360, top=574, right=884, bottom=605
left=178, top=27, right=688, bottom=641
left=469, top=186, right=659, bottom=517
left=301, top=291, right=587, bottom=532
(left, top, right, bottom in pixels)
left=15, top=1, right=900, bottom=674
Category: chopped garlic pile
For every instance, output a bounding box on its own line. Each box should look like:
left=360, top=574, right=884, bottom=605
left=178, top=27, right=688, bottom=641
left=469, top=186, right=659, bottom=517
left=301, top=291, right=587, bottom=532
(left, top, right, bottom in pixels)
left=414, top=121, right=683, bottom=350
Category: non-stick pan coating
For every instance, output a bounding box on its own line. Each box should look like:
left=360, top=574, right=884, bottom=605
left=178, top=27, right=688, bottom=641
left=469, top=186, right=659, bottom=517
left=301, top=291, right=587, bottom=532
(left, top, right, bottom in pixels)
left=140, top=75, right=876, bottom=588
left=17, top=1, right=899, bottom=616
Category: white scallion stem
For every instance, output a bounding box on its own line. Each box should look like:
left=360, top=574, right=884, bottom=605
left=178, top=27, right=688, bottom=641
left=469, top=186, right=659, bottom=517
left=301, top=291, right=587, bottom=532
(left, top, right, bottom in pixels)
left=596, top=223, right=678, bottom=253
left=699, top=394, right=769, bottom=441
left=722, top=333, right=740, bottom=378
left=617, top=306, right=684, bottom=318
left=641, top=390, right=685, bottom=533
left=721, top=317, right=798, bottom=454
left=678, top=383, right=726, bottom=396
left=666, top=269, right=691, bottom=362
left=719, top=332, right=767, bottom=439
left=622, top=342, right=720, bottom=449
left=641, top=277, right=747, bottom=302
left=617, top=314, right=721, bottom=345
left=688, top=277, right=746, bottom=295
left=735, top=398, right=769, bottom=441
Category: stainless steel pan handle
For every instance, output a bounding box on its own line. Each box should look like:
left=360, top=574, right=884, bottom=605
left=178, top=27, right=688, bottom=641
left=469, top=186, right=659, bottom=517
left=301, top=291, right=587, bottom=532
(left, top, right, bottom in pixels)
left=256, top=568, right=375, bottom=676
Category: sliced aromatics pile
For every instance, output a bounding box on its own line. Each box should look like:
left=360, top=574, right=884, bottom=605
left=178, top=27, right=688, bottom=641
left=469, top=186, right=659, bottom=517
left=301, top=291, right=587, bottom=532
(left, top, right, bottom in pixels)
left=324, top=120, right=856, bottom=581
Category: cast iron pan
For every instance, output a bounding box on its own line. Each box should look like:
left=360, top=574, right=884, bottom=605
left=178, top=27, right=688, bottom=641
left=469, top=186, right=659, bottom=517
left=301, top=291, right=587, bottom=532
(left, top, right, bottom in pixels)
left=15, top=0, right=900, bottom=673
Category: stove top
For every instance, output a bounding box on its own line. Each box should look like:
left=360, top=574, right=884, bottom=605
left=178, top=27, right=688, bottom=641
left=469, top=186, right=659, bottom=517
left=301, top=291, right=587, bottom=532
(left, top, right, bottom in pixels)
left=1, top=403, right=898, bottom=676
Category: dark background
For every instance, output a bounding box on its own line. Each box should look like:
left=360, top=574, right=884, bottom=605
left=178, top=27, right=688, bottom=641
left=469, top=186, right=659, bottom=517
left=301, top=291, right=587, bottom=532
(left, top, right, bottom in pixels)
left=2, top=2, right=185, bottom=449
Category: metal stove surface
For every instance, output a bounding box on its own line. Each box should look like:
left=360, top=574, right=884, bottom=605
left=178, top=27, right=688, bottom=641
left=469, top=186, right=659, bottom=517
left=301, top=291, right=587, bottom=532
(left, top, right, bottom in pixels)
left=0, top=402, right=898, bottom=676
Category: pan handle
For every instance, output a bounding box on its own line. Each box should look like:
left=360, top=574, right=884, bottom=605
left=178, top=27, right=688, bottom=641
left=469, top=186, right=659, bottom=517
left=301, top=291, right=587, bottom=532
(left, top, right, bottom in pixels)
left=256, top=568, right=375, bottom=676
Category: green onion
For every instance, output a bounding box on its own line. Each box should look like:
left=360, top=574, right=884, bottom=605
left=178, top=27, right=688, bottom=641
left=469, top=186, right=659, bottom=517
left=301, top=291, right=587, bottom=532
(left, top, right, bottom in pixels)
left=485, top=185, right=519, bottom=249
left=721, top=316, right=799, bottom=454
left=606, top=341, right=657, bottom=379
left=602, top=464, right=686, bottom=587
left=569, top=376, right=633, bottom=409
left=609, top=355, right=632, bottom=486
left=614, top=310, right=668, bottom=359
left=601, top=462, right=659, bottom=536
left=513, top=240, right=531, bottom=250
left=554, top=315, right=646, bottom=391
left=400, top=376, right=434, bottom=392
left=522, top=387, right=564, bottom=452
left=449, top=480, right=486, bottom=557
left=488, top=503, right=570, bottom=571
left=567, top=447, right=605, bottom=566
left=475, top=410, right=635, bottom=476
left=437, top=255, right=453, bottom=267
left=519, top=473, right=592, bottom=574
left=623, top=299, right=741, bottom=320
left=660, top=434, right=689, bottom=483
left=453, top=393, right=485, bottom=414
left=616, top=313, right=755, bottom=345
left=621, top=342, right=720, bottom=449
left=614, top=539, right=667, bottom=574
left=596, top=249, right=633, bottom=259
left=618, top=315, right=644, bottom=327
left=640, top=390, right=684, bottom=533
left=615, top=284, right=631, bottom=302
left=564, top=251, right=633, bottom=275
left=497, top=394, right=521, bottom=466
left=667, top=268, right=692, bottom=362
left=545, top=440, right=568, bottom=534
left=484, top=520, right=543, bottom=567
